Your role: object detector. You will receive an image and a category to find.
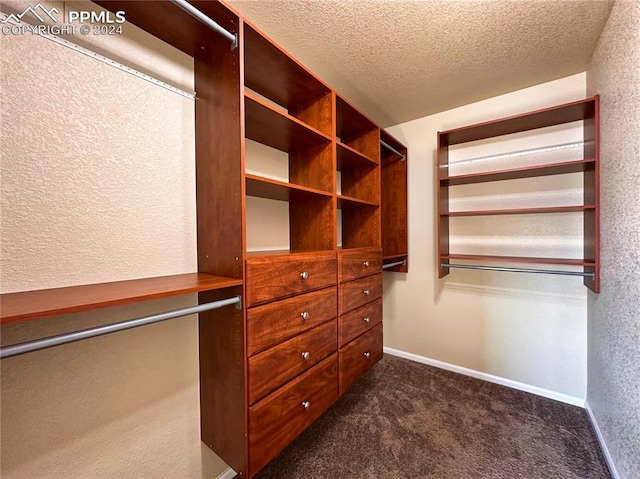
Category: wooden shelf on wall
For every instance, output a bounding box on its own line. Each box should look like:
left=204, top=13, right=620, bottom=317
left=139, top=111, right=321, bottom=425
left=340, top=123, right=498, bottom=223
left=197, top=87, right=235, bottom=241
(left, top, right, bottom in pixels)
left=0, top=273, right=243, bottom=325
left=441, top=159, right=596, bottom=186
left=437, top=96, right=599, bottom=291
left=246, top=174, right=334, bottom=201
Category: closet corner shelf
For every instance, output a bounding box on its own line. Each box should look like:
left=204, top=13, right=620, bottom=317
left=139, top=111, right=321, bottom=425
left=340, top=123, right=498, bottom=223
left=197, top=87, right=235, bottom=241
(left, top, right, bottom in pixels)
left=0, top=273, right=242, bottom=325
left=244, top=91, right=331, bottom=152
left=246, top=174, right=333, bottom=201
left=440, top=159, right=595, bottom=186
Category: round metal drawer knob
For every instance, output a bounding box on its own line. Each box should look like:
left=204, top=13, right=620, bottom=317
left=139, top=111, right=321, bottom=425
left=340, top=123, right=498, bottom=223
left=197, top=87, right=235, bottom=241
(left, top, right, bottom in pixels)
left=363, top=317, right=370, bottom=323
left=300, top=271, right=309, bottom=280
left=301, top=311, right=310, bottom=320
left=364, top=352, right=371, bottom=358
left=363, top=261, right=369, bottom=267
left=363, top=289, right=371, bottom=295
left=302, top=351, right=310, bottom=360
left=302, top=400, right=310, bottom=409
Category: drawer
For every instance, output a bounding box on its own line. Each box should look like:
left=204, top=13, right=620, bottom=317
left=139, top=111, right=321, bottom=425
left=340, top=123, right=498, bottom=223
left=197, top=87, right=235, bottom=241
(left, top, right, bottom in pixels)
left=339, top=273, right=383, bottom=315
left=338, top=247, right=382, bottom=283
left=247, top=287, right=337, bottom=356
left=339, top=323, right=383, bottom=395
left=246, top=251, right=336, bottom=306
left=248, top=321, right=336, bottom=404
left=339, top=298, right=382, bottom=347
left=249, top=353, right=338, bottom=476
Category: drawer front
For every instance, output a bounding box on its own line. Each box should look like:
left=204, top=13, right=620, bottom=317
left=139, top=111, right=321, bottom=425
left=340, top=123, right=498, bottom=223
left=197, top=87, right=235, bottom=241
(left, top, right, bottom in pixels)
left=247, top=287, right=337, bottom=356
left=246, top=252, right=337, bottom=306
left=249, top=354, right=338, bottom=476
left=339, top=298, right=382, bottom=347
left=249, top=321, right=336, bottom=404
left=339, top=273, right=383, bottom=315
left=338, top=247, right=382, bottom=283
left=339, top=323, right=383, bottom=395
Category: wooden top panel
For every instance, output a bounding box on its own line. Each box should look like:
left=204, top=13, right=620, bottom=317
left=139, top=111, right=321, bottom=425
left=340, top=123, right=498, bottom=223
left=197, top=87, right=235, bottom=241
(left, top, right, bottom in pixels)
left=1, top=273, right=242, bottom=325
left=245, top=92, right=331, bottom=152
left=440, top=97, right=598, bottom=145
left=95, top=1, right=239, bottom=57
left=244, top=22, right=330, bottom=110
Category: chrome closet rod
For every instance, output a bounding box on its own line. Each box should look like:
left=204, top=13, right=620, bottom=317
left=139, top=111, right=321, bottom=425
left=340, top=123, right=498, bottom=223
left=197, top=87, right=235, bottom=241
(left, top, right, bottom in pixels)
left=0, top=295, right=242, bottom=360
left=383, top=260, right=407, bottom=269
left=380, top=140, right=406, bottom=161
left=441, top=263, right=594, bottom=277
left=171, top=0, right=238, bottom=50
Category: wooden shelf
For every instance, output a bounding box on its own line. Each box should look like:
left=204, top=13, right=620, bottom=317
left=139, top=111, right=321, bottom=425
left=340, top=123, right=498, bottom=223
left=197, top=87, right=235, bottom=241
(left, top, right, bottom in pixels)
left=441, top=97, right=598, bottom=145
left=243, top=22, right=330, bottom=113
left=441, top=159, right=595, bottom=186
left=337, top=195, right=378, bottom=208
left=442, top=205, right=595, bottom=216
left=246, top=174, right=333, bottom=201
left=0, top=273, right=243, bottom=325
left=245, top=92, right=331, bottom=152
left=442, top=254, right=594, bottom=267
left=337, top=141, right=378, bottom=169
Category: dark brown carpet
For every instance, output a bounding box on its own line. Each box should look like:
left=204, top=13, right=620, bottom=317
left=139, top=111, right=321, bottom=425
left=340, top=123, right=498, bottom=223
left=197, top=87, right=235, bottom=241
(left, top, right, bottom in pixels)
left=254, top=354, right=610, bottom=479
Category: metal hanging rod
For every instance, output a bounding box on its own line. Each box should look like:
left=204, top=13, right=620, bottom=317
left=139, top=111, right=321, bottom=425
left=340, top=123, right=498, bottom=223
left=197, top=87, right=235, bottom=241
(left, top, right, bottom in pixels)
left=0, top=13, right=195, bottom=100
left=171, top=0, right=238, bottom=50
left=381, top=140, right=406, bottom=161
left=442, top=263, right=594, bottom=277
left=0, top=295, right=242, bottom=360
left=383, top=259, right=407, bottom=269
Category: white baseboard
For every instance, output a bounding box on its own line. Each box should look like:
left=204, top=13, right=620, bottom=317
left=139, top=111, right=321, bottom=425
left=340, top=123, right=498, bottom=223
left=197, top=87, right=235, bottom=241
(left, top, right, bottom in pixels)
left=585, top=401, right=621, bottom=479
left=383, top=347, right=585, bottom=407
left=216, top=467, right=237, bottom=479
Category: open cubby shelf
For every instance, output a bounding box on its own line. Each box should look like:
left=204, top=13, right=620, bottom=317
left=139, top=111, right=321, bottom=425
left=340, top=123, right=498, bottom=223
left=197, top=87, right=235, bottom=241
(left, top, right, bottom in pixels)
left=337, top=142, right=378, bottom=169
left=245, top=92, right=331, bottom=152
left=246, top=174, right=333, bottom=201
left=337, top=194, right=379, bottom=208
left=438, top=96, right=599, bottom=292
left=0, top=273, right=242, bottom=325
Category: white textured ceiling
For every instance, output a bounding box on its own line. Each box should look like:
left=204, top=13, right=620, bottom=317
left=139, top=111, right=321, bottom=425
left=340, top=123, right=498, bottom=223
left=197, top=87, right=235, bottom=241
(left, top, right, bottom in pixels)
left=226, top=0, right=614, bottom=127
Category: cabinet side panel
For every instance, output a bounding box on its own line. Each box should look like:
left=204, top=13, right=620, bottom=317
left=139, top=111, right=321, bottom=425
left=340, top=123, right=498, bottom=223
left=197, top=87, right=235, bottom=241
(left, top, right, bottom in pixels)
left=437, top=133, right=450, bottom=277
left=195, top=36, right=244, bottom=279
left=199, top=287, right=246, bottom=475
left=583, top=97, right=599, bottom=292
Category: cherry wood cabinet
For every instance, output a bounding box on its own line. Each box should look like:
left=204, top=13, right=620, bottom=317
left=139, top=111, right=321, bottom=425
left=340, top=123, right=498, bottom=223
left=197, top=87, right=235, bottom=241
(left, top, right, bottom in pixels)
left=3, top=2, right=410, bottom=478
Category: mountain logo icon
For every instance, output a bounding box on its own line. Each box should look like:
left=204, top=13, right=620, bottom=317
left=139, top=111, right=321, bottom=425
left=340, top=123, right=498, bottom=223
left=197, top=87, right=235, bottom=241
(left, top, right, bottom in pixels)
left=1, top=3, right=60, bottom=24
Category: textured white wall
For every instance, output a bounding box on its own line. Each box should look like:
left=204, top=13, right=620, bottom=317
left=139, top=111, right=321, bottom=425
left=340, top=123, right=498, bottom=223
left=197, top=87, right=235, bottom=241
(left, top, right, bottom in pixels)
left=586, top=1, right=640, bottom=477
left=384, top=74, right=589, bottom=399
left=1, top=1, right=228, bottom=477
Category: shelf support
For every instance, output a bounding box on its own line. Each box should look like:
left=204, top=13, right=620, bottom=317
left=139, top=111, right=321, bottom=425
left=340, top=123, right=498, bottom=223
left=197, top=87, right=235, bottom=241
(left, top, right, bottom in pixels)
left=0, top=296, right=242, bottom=359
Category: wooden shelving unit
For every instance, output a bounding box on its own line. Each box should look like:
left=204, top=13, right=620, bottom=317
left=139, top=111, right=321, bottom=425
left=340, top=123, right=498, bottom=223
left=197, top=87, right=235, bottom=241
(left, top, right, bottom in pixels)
left=6, top=3, right=410, bottom=478
left=437, top=96, right=599, bottom=291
